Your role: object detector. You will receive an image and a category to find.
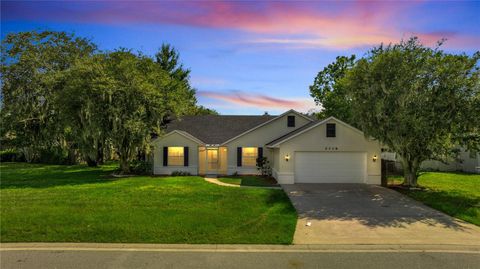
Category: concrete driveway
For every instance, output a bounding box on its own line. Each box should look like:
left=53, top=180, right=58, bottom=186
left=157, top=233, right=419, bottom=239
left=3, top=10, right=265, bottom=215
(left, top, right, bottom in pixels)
left=282, top=184, right=480, bottom=245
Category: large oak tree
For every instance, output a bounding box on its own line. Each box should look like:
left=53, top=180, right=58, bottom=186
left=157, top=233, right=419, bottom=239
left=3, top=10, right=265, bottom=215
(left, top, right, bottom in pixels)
left=342, top=37, right=479, bottom=187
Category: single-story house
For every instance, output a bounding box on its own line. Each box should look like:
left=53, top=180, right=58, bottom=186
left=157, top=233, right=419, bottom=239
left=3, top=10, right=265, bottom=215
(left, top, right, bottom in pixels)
left=151, top=110, right=381, bottom=184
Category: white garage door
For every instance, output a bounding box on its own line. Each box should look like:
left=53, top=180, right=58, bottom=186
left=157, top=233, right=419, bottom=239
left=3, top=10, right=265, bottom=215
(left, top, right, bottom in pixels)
left=295, top=152, right=367, bottom=183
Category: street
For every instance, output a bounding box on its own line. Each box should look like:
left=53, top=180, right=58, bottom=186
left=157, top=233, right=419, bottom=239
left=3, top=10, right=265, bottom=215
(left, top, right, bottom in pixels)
left=1, top=244, right=479, bottom=269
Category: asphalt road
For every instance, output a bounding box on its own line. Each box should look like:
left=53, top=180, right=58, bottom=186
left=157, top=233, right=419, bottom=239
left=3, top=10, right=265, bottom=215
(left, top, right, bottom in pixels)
left=2, top=249, right=479, bottom=269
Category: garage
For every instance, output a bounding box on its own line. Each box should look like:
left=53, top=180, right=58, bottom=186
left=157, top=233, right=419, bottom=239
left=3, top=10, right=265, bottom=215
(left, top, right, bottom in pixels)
left=294, top=152, right=367, bottom=183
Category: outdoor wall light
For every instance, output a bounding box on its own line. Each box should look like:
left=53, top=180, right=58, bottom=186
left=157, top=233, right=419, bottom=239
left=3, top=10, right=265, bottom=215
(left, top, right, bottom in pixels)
left=285, top=154, right=290, bottom=162
left=373, top=155, right=378, bottom=162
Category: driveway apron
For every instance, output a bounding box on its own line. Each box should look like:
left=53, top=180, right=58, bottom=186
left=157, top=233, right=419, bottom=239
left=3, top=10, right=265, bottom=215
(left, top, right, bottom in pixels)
left=282, top=184, right=480, bottom=245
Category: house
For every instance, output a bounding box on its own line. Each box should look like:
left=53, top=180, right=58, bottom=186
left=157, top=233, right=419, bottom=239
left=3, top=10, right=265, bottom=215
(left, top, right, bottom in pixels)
left=382, top=149, right=480, bottom=174
left=151, top=110, right=381, bottom=184
left=420, top=149, right=480, bottom=173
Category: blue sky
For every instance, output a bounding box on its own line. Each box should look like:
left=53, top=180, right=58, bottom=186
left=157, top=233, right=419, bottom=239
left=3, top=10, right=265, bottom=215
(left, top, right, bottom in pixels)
left=2, top=1, right=479, bottom=115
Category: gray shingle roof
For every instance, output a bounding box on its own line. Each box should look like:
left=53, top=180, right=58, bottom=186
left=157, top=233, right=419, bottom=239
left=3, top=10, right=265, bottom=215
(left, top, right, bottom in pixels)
left=165, top=115, right=276, bottom=144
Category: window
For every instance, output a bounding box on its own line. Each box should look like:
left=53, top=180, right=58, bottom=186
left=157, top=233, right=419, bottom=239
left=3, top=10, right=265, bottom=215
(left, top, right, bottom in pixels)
left=287, top=115, right=295, bottom=127
left=242, top=147, right=258, bottom=167
left=470, top=151, right=478, bottom=159
left=326, top=123, right=336, bottom=137
left=168, top=147, right=184, bottom=166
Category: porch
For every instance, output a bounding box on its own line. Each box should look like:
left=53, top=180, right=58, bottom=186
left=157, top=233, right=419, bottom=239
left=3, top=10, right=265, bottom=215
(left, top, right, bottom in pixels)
left=198, top=146, right=228, bottom=175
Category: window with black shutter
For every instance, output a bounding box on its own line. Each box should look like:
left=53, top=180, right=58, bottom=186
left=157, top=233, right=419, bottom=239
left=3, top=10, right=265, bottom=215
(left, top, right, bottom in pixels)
left=326, top=123, right=336, bottom=137
left=287, top=116, right=295, bottom=127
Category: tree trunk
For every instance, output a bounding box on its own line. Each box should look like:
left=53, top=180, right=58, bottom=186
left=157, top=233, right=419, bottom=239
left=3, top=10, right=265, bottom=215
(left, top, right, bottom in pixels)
left=119, top=153, right=130, bottom=174
left=402, top=158, right=419, bottom=187
left=67, top=148, right=77, bottom=165
left=85, top=156, right=98, bottom=167
left=96, top=141, right=104, bottom=165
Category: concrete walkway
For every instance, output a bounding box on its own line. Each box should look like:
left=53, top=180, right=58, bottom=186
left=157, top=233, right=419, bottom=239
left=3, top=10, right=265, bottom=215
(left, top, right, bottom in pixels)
left=204, top=177, right=281, bottom=189
left=283, top=184, right=480, bottom=245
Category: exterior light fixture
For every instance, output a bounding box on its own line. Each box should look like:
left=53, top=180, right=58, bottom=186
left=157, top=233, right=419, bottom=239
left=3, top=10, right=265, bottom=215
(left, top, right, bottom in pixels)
left=285, top=154, right=290, bottom=162
left=373, top=155, right=378, bottom=162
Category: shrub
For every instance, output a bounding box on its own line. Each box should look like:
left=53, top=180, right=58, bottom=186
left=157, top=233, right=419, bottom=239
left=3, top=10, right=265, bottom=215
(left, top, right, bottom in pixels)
left=256, top=157, right=272, bottom=177
left=0, top=149, right=25, bottom=162
left=129, top=160, right=152, bottom=175
left=171, top=171, right=191, bottom=176
left=38, top=148, right=70, bottom=164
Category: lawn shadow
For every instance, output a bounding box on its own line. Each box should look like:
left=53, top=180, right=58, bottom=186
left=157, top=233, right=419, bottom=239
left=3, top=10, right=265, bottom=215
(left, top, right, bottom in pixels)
left=282, top=184, right=473, bottom=231
left=395, top=186, right=480, bottom=226
left=0, top=163, right=121, bottom=189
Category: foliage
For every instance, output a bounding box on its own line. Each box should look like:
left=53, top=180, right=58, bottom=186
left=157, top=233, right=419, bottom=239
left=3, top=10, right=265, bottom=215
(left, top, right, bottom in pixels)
left=341, top=37, right=480, bottom=187
left=256, top=156, right=272, bottom=177
left=128, top=160, right=152, bottom=175
left=59, top=54, right=112, bottom=166
left=171, top=171, right=191, bottom=176
left=309, top=55, right=356, bottom=123
left=189, top=105, right=219, bottom=115
left=0, top=149, right=24, bottom=162
left=1, top=31, right=96, bottom=162
left=1, top=31, right=215, bottom=170
left=155, top=44, right=198, bottom=117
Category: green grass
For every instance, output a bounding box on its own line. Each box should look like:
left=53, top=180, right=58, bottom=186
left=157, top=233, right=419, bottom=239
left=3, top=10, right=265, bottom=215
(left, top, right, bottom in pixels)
left=0, top=162, right=297, bottom=244
left=217, top=176, right=279, bottom=187
left=391, top=172, right=480, bottom=226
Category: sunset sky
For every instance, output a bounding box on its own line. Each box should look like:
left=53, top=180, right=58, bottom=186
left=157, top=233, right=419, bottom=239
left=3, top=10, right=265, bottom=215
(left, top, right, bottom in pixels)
left=2, top=1, right=479, bottom=114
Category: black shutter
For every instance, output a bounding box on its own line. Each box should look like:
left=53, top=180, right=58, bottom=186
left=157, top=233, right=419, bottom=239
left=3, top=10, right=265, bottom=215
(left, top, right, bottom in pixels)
left=237, top=147, right=242, bottom=167
left=184, top=147, right=189, bottom=166
left=258, top=147, right=263, bottom=159
left=163, top=147, right=168, bottom=166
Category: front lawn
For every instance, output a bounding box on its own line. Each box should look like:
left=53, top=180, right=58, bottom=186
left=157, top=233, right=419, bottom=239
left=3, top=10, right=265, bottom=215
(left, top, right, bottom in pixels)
left=391, top=172, right=480, bottom=226
left=217, top=176, right=279, bottom=187
left=0, top=163, right=297, bottom=244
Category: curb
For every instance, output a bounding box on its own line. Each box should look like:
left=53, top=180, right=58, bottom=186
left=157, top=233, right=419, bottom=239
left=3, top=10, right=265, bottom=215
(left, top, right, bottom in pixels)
left=2, top=243, right=479, bottom=254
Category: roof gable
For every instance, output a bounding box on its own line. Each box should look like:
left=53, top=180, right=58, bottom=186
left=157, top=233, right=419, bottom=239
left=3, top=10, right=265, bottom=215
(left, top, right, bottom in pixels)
left=266, top=116, right=364, bottom=147
left=151, top=130, right=204, bottom=145
left=220, top=110, right=314, bottom=145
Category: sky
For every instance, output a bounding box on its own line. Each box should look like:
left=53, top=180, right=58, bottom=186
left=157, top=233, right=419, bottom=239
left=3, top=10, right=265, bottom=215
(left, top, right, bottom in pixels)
left=1, top=1, right=479, bottom=115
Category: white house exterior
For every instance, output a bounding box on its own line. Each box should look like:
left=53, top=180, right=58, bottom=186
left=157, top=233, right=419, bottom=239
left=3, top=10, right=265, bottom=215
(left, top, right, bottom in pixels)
left=151, top=110, right=382, bottom=184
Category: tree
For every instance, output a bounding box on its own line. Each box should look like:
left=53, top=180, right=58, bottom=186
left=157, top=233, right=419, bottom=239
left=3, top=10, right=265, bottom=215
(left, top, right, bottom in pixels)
left=188, top=105, right=219, bottom=115
left=155, top=44, right=216, bottom=117
left=309, top=55, right=356, bottom=124
left=1, top=31, right=96, bottom=162
left=59, top=54, right=113, bottom=166
left=155, top=43, right=190, bottom=82
left=104, top=50, right=177, bottom=173
left=342, top=37, right=480, bottom=187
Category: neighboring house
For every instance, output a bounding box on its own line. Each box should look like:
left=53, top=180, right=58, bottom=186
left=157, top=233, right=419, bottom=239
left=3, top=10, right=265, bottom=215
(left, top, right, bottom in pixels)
left=383, top=149, right=480, bottom=174
left=151, top=110, right=381, bottom=184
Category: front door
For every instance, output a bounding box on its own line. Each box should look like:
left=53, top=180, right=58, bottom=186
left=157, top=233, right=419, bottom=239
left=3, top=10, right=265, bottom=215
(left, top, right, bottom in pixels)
left=207, top=148, right=219, bottom=174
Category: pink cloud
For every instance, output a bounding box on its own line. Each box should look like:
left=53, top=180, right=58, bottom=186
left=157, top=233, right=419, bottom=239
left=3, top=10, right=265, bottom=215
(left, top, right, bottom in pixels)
left=198, top=90, right=315, bottom=112
left=3, top=1, right=478, bottom=50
